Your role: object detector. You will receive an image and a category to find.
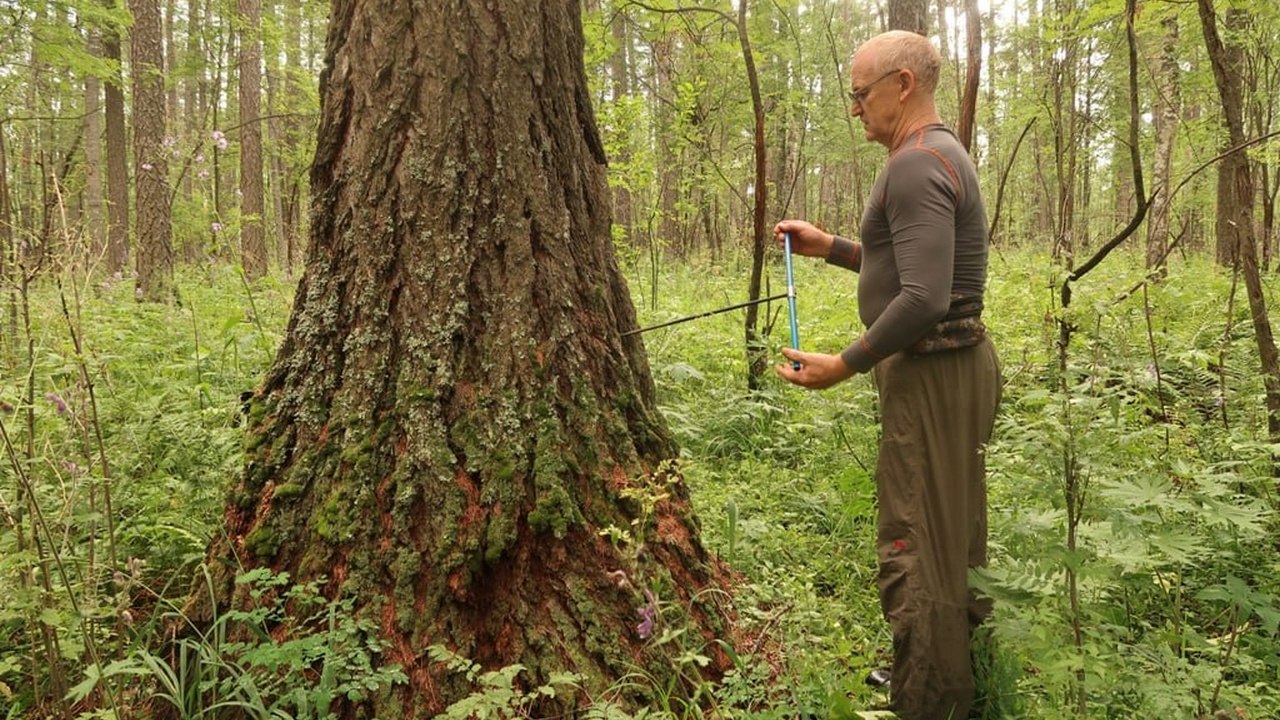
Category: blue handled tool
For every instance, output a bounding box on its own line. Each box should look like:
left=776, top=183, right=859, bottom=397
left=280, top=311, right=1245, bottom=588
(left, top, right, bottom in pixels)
left=783, top=232, right=801, bottom=370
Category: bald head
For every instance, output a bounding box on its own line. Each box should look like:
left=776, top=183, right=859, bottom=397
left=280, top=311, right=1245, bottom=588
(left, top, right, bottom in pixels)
left=857, top=31, right=942, bottom=95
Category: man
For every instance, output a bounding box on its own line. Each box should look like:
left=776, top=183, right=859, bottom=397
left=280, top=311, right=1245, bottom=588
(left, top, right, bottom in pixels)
left=773, top=30, right=1001, bottom=720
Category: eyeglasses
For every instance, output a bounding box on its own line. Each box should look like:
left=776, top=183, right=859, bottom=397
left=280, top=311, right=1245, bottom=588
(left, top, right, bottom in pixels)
left=850, top=69, right=902, bottom=108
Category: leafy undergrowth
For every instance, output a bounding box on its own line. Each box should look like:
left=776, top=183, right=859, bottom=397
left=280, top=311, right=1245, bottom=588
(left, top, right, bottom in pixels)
left=636, top=247, right=1280, bottom=718
left=2, top=248, right=1279, bottom=718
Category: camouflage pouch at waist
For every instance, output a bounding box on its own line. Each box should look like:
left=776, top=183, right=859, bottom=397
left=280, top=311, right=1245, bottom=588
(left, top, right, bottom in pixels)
left=909, top=294, right=986, bottom=356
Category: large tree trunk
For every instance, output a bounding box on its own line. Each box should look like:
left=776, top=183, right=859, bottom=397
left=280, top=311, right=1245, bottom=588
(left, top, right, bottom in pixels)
left=130, top=0, right=174, bottom=300
left=1199, top=0, right=1280, bottom=455
left=239, top=0, right=267, bottom=278
left=200, top=1, right=733, bottom=715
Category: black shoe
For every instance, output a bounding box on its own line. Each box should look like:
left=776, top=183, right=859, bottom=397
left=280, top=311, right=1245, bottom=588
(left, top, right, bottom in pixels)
left=865, top=668, right=891, bottom=688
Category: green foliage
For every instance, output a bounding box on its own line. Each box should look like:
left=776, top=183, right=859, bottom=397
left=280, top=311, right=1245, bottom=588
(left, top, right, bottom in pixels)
left=65, top=567, right=406, bottom=720
left=4, top=243, right=1280, bottom=718
left=0, top=266, right=290, bottom=718
left=428, top=645, right=590, bottom=720
left=629, top=248, right=1280, bottom=717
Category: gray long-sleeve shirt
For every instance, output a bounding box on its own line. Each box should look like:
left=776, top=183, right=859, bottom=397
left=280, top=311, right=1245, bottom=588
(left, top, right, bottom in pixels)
left=826, top=124, right=989, bottom=373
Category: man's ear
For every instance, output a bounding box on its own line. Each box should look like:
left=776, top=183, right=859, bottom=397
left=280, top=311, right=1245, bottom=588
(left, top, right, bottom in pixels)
left=897, top=68, right=917, bottom=100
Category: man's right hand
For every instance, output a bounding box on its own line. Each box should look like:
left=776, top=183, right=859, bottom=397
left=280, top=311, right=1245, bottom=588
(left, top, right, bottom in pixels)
left=772, top=220, right=834, bottom=258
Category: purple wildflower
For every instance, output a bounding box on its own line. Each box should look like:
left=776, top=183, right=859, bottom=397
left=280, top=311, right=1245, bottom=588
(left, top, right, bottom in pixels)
left=211, top=222, right=223, bottom=233
left=212, top=130, right=229, bottom=151
left=636, top=589, right=658, bottom=640
left=140, top=163, right=153, bottom=171
left=45, top=392, right=69, bottom=416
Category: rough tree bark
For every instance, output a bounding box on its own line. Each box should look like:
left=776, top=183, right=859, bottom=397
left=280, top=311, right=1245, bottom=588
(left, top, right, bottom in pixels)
left=239, top=0, right=267, bottom=279
left=200, top=0, right=734, bottom=715
left=130, top=0, right=174, bottom=300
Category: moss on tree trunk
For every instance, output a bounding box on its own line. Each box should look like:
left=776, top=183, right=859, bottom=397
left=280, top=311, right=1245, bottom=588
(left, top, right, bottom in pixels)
left=198, top=0, right=736, bottom=715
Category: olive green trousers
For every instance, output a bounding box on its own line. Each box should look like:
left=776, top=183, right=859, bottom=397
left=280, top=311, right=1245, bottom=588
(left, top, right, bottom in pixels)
left=872, top=338, right=1001, bottom=720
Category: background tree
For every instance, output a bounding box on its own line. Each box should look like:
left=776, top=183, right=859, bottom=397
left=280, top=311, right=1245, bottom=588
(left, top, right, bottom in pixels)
left=1146, top=11, right=1180, bottom=276
left=887, top=0, right=928, bottom=35
left=238, top=0, right=266, bottom=279
left=199, top=0, right=733, bottom=715
left=1198, top=0, right=1280, bottom=449
left=103, top=3, right=130, bottom=275
left=82, top=34, right=105, bottom=257
left=130, top=0, right=174, bottom=300
left=956, top=0, right=981, bottom=151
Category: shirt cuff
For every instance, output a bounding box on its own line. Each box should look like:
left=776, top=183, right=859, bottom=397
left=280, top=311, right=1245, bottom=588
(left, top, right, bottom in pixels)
left=840, top=336, right=884, bottom=373
left=825, top=236, right=861, bottom=271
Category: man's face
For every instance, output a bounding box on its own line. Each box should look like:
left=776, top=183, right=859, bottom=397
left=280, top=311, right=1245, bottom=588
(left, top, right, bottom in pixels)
left=849, top=50, right=901, bottom=148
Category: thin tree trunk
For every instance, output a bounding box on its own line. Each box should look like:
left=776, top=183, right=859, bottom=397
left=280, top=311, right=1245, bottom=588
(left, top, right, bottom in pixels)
left=609, top=8, right=633, bottom=252
left=103, top=4, right=130, bottom=274
left=264, top=0, right=287, bottom=269
left=165, top=0, right=179, bottom=123
left=83, top=34, right=106, bottom=262
left=1051, top=0, right=1081, bottom=263
left=283, top=0, right=306, bottom=270
left=21, top=3, right=44, bottom=257
left=239, top=0, right=267, bottom=278
left=653, top=36, right=679, bottom=256
left=0, top=125, right=13, bottom=355
left=956, top=0, right=981, bottom=151
left=186, top=0, right=202, bottom=138
left=738, top=0, right=769, bottom=389
left=1146, top=14, right=1179, bottom=277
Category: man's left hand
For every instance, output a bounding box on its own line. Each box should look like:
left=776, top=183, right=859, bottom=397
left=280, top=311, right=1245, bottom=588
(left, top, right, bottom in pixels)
left=775, top=348, right=857, bottom=389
